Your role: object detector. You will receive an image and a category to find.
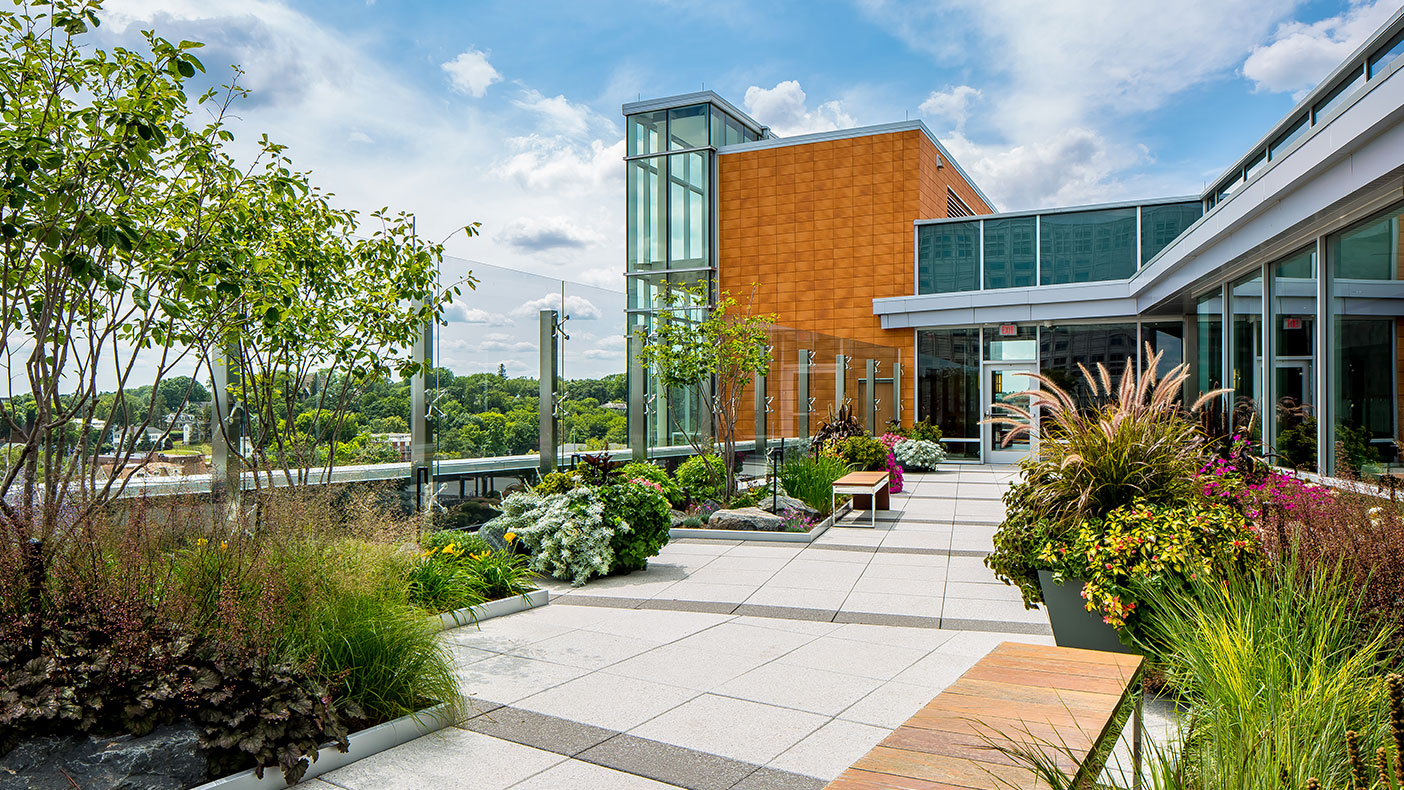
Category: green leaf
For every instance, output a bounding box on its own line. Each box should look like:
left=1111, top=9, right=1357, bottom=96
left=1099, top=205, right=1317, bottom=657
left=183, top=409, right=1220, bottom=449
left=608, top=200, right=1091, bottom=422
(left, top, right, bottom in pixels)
left=177, top=60, right=195, bottom=78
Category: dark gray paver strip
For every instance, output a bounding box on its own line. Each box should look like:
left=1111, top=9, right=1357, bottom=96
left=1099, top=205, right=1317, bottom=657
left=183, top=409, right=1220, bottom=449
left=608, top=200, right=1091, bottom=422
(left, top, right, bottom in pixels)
left=730, top=766, right=827, bottom=790
left=460, top=703, right=616, bottom=756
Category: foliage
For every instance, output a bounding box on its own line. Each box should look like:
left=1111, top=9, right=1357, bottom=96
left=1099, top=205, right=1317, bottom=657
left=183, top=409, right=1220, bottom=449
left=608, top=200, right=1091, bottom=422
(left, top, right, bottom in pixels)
left=617, top=462, right=684, bottom=509
left=534, top=469, right=584, bottom=496
left=302, top=593, right=460, bottom=727
left=636, top=284, right=776, bottom=498
left=779, top=509, right=816, bottom=533
left=779, top=455, right=851, bottom=515
left=1336, top=421, right=1382, bottom=476
left=907, top=419, right=944, bottom=444
left=454, top=550, right=535, bottom=602
left=1142, top=558, right=1396, bottom=790
left=821, top=435, right=888, bottom=471
left=481, top=489, right=620, bottom=586
left=0, top=597, right=349, bottom=785
left=600, top=481, right=671, bottom=574
left=884, top=452, right=905, bottom=494
left=989, top=347, right=1223, bottom=531
left=405, top=554, right=484, bottom=614
left=421, top=530, right=492, bottom=558
left=985, top=481, right=1058, bottom=607
left=813, top=404, right=865, bottom=445
left=676, top=454, right=725, bottom=505
left=574, top=451, right=619, bottom=486
left=894, top=439, right=946, bottom=471
left=1039, top=498, right=1259, bottom=634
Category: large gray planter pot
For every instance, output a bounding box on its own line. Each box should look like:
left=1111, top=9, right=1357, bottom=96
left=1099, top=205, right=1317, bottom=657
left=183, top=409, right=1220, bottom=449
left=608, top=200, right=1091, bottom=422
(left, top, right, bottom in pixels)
left=1037, top=570, right=1135, bottom=654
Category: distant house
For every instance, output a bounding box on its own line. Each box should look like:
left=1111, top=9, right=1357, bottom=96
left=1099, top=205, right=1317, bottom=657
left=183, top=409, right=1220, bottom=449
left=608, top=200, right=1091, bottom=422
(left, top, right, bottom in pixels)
left=600, top=402, right=627, bottom=413
left=371, top=432, right=412, bottom=462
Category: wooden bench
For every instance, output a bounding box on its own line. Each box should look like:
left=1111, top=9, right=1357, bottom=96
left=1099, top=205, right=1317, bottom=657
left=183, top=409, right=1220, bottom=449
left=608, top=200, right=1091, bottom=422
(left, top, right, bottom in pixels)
left=832, top=471, right=890, bottom=528
left=825, top=642, right=1144, bottom=790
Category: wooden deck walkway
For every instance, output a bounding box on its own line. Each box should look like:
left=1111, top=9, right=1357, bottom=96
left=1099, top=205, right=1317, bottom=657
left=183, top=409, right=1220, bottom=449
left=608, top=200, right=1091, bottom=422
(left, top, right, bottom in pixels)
left=825, top=641, right=1144, bottom=789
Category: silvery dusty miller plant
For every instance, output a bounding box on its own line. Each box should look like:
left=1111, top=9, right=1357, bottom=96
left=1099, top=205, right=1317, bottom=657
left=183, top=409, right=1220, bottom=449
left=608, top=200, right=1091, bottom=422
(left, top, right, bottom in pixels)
left=895, top=439, right=946, bottom=471
left=482, top=488, right=623, bottom=586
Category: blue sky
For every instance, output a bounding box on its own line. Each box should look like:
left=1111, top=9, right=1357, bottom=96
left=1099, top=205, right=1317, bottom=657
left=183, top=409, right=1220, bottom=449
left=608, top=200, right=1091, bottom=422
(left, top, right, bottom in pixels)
left=95, top=0, right=1402, bottom=377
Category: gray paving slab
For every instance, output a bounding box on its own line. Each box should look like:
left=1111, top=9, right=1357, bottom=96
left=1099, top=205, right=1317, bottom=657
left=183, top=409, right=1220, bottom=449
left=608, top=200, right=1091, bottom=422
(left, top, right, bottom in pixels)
left=459, top=703, right=617, bottom=756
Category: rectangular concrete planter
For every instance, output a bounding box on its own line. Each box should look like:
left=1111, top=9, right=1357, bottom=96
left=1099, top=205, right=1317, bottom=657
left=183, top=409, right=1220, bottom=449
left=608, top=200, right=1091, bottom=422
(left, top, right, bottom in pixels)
left=669, top=500, right=852, bottom=543
left=191, top=702, right=460, bottom=790
left=433, top=587, right=550, bottom=631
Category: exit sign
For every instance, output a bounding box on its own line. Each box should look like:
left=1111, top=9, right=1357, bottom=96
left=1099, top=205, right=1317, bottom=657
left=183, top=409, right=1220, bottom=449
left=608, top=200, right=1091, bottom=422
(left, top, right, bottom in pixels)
left=999, top=324, right=1018, bottom=336
left=1285, top=318, right=1303, bottom=330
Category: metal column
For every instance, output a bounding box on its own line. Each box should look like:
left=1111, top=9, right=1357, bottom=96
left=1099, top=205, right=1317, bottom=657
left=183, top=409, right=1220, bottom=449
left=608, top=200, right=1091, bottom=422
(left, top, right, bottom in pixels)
left=798, top=349, right=812, bottom=440
left=410, top=313, right=434, bottom=509
left=628, top=330, right=647, bottom=462
left=209, top=343, right=241, bottom=506
left=836, top=354, right=848, bottom=412
left=539, top=310, right=558, bottom=473
left=753, top=373, right=767, bottom=457
left=865, top=359, right=878, bottom=434
left=892, top=361, right=903, bottom=427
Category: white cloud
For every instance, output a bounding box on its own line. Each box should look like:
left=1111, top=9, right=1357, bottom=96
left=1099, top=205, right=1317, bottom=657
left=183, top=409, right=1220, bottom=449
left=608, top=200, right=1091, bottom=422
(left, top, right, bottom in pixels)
left=441, top=305, right=511, bottom=326
left=858, top=0, right=1309, bottom=208
left=918, top=85, right=980, bottom=133
left=512, top=89, right=605, bottom=137
left=1243, top=1, right=1399, bottom=98
left=743, top=81, right=857, bottom=137
left=476, top=332, right=536, bottom=353
left=493, top=135, right=623, bottom=195
left=498, top=216, right=604, bottom=252
left=348, top=130, right=374, bottom=144
left=511, top=292, right=604, bottom=321
left=441, top=48, right=501, bottom=98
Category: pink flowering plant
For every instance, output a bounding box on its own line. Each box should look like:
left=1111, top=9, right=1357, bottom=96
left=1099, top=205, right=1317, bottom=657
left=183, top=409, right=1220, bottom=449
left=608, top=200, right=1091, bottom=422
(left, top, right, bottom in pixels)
left=1039, top=498, right=1259, bottom=634
left=885, top=452, right=904, bottom=494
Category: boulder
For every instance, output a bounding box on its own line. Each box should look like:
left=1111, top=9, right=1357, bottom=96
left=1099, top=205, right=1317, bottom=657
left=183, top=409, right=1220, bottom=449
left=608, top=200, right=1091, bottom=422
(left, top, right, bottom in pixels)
left=0, top=723, right=207, bottom=790
left=708, top=507, right=785, bottom=532
left=754, top=491, right=819, bottom=519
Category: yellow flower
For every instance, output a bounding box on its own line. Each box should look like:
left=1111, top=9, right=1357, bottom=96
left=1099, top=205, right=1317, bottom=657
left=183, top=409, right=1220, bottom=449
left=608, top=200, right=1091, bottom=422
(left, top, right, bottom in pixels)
left=195, top=538, right=208, bottom=547
left=220, top=541, right=228, bottom=551
left=504, top=532, right=516, bottom=543
left=420, top=549, right=433, bottom=558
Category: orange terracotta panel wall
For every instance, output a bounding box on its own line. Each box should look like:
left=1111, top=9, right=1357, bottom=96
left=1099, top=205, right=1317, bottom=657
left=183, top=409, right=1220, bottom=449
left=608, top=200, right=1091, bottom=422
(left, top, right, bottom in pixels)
left=719, top=129, right=991, bottom=438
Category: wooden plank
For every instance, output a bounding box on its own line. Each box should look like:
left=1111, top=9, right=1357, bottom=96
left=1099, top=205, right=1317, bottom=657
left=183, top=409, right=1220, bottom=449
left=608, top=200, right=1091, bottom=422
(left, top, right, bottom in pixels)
left=972, top=652, right=1142, bottom=684
left=991, top=642, right=1142, bottom=671
left=900, top=709, right=1096, bottom=753
left=878, top=727, right=1082, bottom=774
left=853, top=746, right=1041, bottom=790
left=941, top=677, right=1123, bottom=710
left=826, top=768, right=976, bottom=790
left=834, top=471, right=889, bottom=486
left=959, top=662, right=1133, bottom=695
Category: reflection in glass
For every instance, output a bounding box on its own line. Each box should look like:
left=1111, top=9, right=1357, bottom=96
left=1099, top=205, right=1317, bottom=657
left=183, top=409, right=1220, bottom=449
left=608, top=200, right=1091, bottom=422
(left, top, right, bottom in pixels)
left=668, top=105, right=709, bottom=150
left=1140, top=202, right=1202, bottom=265
left=1039, top=208, right=1137, bottom=284
left=1329, top=202, right=1404, bottom=475
left=984, top=325, right=1036, bottom=361
left=1195, top=292, right=1223, bottom=399
left=1141, top=321, right=1184, bottom=379
left=917, top=222, right=979, bottom=294
left=627, top=157, right=663, bottom=270
left=627, top=111, right=665, bottom=156
left=983, top=217, right=1035, bottom=289
left=1231, top=271, right=1263, bottom=441
left=1038, top=323, right=1136, bottom=406
left=668, top=152, right=708, bottom=267
left=989, top=368, right=1033, bottom=454
left=917, top=328, right=980, bottom=460
left=1271, top=248, right=1317, bottom=471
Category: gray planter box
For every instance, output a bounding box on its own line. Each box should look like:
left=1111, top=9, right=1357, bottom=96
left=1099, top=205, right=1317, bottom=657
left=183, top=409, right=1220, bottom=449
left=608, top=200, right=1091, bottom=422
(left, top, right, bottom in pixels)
left=433, top=588, right=550, bottom=631
left=1037, top=570, right=1135, bottom=654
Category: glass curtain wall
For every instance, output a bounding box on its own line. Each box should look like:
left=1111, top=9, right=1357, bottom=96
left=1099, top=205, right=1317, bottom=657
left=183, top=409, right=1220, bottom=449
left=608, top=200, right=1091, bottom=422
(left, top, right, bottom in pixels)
left=916, top=221, right=979, bottom=294
left=625, top=101, right=759, bottom=449
left=1195, top=293, right=1224, bottom=399
left=982, top=217, right=1036, bottom=289
left=1141, top=321, right=1185, bottom=379
left=1230, top=271, right=1264, bottom=441
left=1269, top=248, right=1317, bottom=470
left=1039, top=208, right=1137, bottom=284
left=1039, top=324, right=1137, bottom=405
left=916, top=328, right=980, bottom=460
left=1328, top=201, right=1404, bottom=475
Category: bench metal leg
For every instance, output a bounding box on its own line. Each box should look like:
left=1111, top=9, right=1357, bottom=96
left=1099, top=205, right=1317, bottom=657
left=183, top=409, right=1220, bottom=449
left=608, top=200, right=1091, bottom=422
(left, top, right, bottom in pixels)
left=1132, top=691, right=1143, bottom=790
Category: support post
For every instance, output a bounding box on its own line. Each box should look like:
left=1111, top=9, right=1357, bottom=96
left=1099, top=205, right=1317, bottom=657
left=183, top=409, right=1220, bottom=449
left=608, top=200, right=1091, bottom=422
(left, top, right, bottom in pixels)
left=865, top=359, right=877, bottom=434
left=209, top=343, right=240, bottom=507
left=754, top=373, right=767, bottom=457
left=798, top=349, right=811, bottom=441
left=892, top=361, right=903, bottom=427
left=410, top=313, right=433, bottom=509
left=628, top=330, right=647, bottom=462
left=835, top=354, right=848, bottom=413
left=539, top=310, right=558, bottom=473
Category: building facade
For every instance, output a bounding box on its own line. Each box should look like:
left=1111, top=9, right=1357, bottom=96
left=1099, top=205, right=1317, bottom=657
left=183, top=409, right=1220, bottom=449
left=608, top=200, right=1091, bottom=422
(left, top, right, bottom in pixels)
left=627, top=8, right=1404, bottom=476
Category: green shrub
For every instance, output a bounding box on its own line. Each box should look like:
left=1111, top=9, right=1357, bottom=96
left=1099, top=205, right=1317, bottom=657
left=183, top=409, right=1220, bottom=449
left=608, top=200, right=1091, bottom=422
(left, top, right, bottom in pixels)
left=600, top=481, right=671, bottom=574
left=303, top=593, right=460, bottom=726
left=534, top=469, right=583, bottom=495
left=1143, top=559, right=1396, bottom=789
left=420, top=530, right=491, bottom=557
left=617, top=461, right=684, bottom=508
left=779, top=455, right=851, bottom=514
left=837, top=435, right=887, bottom=471
left=908, top=419, right=943, bottom=443
left=676, top=454, right=724, bottom=504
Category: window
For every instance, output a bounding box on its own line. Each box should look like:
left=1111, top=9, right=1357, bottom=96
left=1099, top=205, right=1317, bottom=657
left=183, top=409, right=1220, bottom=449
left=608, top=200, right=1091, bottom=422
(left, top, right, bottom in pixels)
left=1270, top=248, right=1317, bottom=471
left=1039, top=324, right=1137, bottom=406
left=667, top=105, right=709, bottom=150
left=1312, top=66, right=1365, bottom=123
left=1140, top=202, right=1202, bottom=265
left=1370, top=27, right=1404, bottom=77
left=917, top=222, right=979, bottom=294
left=1269, top=114, right=1309, bottom=160
left=982, top=217, right=1036, bottom=289
left=1230, top=270, right=1264, bottom=441
left=627, top=111, right=666, bottom=157
left=917, top=328, right=980, bottom=460
left=1039, top=208, right=1137, bottom=284
left=1196, top=292, right=1223, bottom=399
left=627, top=157, right=664, bottom=270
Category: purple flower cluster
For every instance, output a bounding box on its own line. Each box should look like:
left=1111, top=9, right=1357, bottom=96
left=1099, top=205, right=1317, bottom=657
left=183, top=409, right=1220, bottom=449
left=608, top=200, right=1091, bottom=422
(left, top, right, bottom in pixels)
left=885, top=452, right=904, bottom=494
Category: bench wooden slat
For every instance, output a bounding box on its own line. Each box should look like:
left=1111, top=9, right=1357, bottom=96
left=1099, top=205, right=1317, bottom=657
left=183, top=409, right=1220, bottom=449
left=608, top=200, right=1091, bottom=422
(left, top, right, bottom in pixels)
left=822, top=641, right=1143, bottom=790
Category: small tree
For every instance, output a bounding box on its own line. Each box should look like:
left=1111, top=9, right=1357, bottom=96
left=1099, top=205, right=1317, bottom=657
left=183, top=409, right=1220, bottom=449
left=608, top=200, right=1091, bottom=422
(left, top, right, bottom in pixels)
left=637, top=284, right=775, bottom=498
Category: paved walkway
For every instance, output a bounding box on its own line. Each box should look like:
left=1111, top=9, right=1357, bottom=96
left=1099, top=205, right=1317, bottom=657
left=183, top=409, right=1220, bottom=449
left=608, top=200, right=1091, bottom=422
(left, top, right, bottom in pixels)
left=311, top=467, right=1090, bottom=789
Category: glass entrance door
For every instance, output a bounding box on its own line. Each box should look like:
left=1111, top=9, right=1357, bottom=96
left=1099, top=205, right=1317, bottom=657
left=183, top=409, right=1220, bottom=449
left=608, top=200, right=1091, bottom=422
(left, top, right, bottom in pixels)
left=984, top=365, right=1037, bottom=463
